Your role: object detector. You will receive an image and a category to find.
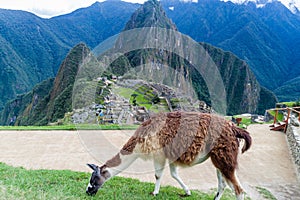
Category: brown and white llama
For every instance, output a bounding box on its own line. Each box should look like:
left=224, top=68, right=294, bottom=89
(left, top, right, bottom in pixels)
left=86, top=111, right=252, bottom=200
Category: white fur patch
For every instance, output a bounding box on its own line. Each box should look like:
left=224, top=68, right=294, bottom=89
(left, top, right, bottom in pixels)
left=86, top=182, right=92, bottom=191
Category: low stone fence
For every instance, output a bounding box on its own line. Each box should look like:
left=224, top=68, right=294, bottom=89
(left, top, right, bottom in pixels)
left=286, top=125, right=300, bottom=181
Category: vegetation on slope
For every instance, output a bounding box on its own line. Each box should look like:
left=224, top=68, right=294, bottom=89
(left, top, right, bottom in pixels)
left=163, top=0, right=300, bottom=94
left=274, top=76, right=300, bottom=102
left=1, top=0, right=298, bottom=111
left=109, top=45, right=275, bottom=114
left=0, top=0, right=281, bottom=125
left=0, top=78, right=54, bottom=126
left=0, top=43, right=91, bottom=126
left=0, top=1, right=139, bottom=111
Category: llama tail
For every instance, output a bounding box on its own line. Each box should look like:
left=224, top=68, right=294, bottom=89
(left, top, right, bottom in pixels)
left=232, top=126, right=252, bottom=153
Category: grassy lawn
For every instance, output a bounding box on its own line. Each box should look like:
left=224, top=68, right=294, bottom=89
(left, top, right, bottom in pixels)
left=233, top=115, right=253, bottom=128
left=281, top=102, right=295, bottom=107
left=256, top=187, right=277, bottom=200
left=268, top=110, right=284, bottom=121
left=0, top=162, right=249, bottom=200
left=113, top=86, right=153, bottom=109
left=0, top=124, right=138, bottom=131
left=279, top=101, right=300, bottom=107
left=113, top=85, right=169, bottom=112
left=113, top=86, right=135, bottom=100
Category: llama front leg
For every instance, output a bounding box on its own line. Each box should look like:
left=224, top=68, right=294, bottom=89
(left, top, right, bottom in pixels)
left=169, top=163, right=191, bottom=196
left=152, top=157, right=166, bottom=196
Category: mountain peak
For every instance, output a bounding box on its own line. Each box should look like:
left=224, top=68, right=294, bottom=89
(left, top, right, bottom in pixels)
left=220, top=0, right=300, bottom=14
left=124, top=0, right=177, bottom=30
left=50, top=43, right=90, bottom=101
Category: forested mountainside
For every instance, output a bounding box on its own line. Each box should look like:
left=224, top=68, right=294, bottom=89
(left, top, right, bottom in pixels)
left=163, top=0, right=300, bottom=93
left=111, top=0, right=277, bottom=115
left=1, top=0, right=299, bottom=111
left=0, top=43, right=91, bottom=125
left=0, top=1, right=139, bottom=110
left=0, top=0, right=278, bottom=125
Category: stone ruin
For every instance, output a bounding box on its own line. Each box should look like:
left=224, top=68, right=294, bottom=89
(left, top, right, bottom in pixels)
left=71, top=79, right=213, bottom=125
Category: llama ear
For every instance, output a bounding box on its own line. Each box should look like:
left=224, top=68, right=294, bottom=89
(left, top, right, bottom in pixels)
left=87, top=163, right=98, bottom=171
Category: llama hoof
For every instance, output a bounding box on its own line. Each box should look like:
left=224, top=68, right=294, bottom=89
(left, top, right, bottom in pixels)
left=179, top=193, right=191, bottom=197
left=150, top=192, right=158, bottom=196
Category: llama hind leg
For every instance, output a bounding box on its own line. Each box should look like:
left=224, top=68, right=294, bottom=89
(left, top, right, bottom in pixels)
left=214, top=169, right=226, bottom=200
left=152, top=157, right=166, bottom=196
left=224, top=171, right=244, bottom=200
left=211, top=153, right=244, bottom=199
left=217, top=167, right=244, bottom=200
left=169, top=163, right=191, bottom=196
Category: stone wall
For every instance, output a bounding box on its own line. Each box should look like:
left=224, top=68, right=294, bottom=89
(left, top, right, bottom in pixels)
left=286, top=125, right=300, bottom=181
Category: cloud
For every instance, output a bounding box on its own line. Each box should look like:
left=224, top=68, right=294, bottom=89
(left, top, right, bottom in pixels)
left=1, top=0, right=150, bottom=18
left=0, top=0, right=104, bottom=18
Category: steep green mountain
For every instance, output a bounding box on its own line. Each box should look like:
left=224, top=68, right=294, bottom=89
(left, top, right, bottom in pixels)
left=0, top=0, right=277, bottom=125
left=162, top=0, right=300, bottom=94
left=0, top=0, right=299, bottom=108
left=0, top=1, right=139, bottom=111
left=124, top=0, right=177, bottom=30
left=106, top=0, right=276, bottom=115
left=0, top=43, right=91, bottom=125
left=0, top=10, right=68, bottom=110
left=45, top=43, right=92, bottom=124
left=274, top=76, right=300, bottom=102
left=47, top=1, right=139, bottom=49
left=199, top=43, right=277, bottom=115
left=0, top=78, right=54, bottom=126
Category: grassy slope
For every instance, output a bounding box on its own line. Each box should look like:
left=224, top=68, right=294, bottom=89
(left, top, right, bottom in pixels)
left=0, top=162, right=243, bottom=200
left=113, top=85, right=169, bottom=112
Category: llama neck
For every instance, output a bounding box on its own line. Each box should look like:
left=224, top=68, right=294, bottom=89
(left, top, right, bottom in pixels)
left=104, top=152, right=138, bottom=178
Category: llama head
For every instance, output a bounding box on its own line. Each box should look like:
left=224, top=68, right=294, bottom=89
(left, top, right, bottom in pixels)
left=86, top=163, right=110, bottom=196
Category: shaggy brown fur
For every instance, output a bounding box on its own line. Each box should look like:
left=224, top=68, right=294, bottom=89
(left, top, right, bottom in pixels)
left=118, top=111, right=251, bottom=198
left=87, top=111, right=252, bottom=198
left=122, top=111, right=251, bottom=167
left=121, top=137, right=138, bottom=155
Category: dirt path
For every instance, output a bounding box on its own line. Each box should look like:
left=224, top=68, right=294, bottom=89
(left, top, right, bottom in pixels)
left=0, top=124, right=299, bottom=199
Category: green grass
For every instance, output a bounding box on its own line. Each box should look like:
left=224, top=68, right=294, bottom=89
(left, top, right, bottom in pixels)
left=240, top=117, right=252, bottom=126
left=233, top=115, right=252, bottom=128
left=256, top=187, right=277, bottom=200
left=0, top=124, right=138, bottom=131
left=279, top=101, right=300, bottom=107
left=0, top=162, right=248, bottom=200
left=268, top=110, right=284, bottom=121
left=113, top=86, right=153, bottom=109
left=113, top=87, right=135, bottom=100
left=280, top=102, right=295, bottom=107
left=113, top=85, right=169, bottom=112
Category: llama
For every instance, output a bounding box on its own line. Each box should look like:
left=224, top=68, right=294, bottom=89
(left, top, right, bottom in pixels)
left=86, top=111, right=252, bottom=200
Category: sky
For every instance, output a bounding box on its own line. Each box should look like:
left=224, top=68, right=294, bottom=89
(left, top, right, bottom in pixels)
left=0, top=0, right=299, bottom=18
left=0, top=0, right=147, bottom=18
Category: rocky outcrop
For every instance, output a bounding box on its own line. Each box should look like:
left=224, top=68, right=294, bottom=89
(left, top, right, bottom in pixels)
left=46, top=43, right=91, bottom=123
left=124, top=0, right=177, bottom=31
